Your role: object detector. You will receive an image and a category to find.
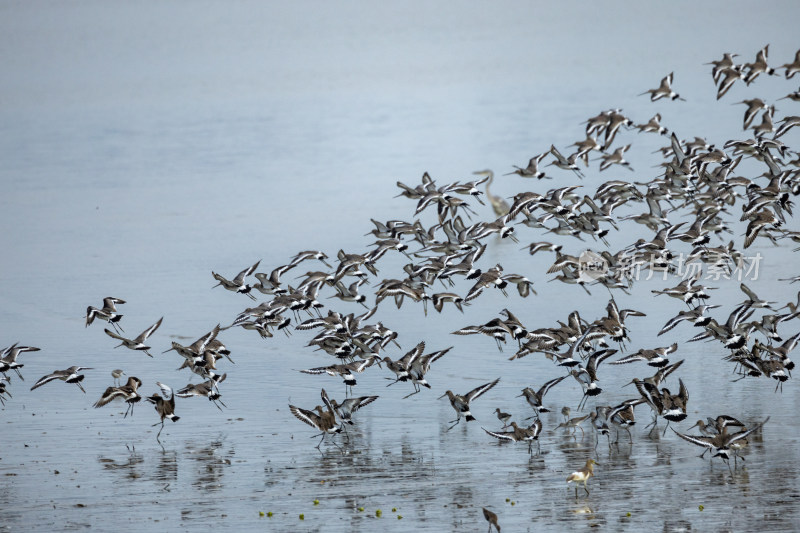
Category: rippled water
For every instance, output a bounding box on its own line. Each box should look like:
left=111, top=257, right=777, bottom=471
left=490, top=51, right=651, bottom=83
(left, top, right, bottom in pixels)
left=2, top=1, right=800, bottom=531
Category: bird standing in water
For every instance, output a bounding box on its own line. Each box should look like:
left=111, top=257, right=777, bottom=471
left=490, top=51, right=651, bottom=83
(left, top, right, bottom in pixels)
left=567, top=458, right=599, bottom=497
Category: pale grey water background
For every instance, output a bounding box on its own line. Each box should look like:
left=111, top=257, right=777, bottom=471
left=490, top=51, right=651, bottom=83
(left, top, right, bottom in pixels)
left=2, top=1, right=800, bottom=531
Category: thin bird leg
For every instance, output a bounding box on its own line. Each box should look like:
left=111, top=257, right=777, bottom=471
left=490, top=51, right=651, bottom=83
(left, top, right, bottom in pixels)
left=447, top=418, right=461, bottom=431
left=402, top=389, right=420, bottom=400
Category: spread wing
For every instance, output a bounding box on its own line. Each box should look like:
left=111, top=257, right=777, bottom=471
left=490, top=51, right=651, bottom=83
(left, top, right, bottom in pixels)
left=466, top=378, right=500, bottom=402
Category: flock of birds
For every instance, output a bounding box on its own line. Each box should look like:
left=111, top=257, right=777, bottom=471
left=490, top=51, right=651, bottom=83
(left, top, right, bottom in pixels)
left=4, top=47, right=800, bottom=515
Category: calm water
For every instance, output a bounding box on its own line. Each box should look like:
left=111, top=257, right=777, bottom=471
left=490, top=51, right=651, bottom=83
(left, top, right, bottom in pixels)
left=2, top=2, right=800, bottom=531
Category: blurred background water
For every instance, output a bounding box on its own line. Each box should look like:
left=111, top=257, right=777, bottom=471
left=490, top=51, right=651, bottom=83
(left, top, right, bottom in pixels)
left=2, top=1, right=800, bottom=531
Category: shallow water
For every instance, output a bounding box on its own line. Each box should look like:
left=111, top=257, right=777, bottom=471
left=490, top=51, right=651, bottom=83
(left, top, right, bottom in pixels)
left=2, top=1, right=800, bottom=531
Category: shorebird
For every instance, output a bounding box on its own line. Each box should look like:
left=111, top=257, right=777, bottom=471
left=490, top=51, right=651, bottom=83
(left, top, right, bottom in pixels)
left=598, top=144, right=634, bottom=172
left=212, top=260, right=260, bottom=300
left=519, top=375, right=567, bottom=418
left=548, top=145, right=585, bottom=178
left=705, top=52, right=740, bottom=83
left=775, top=115, right=800, bottom=139
left=93, top=376, right=143, bottom=417
left=716, top=67, right=744, bottom=99
left=147, top=382, right=179, bottom=440
left=739, top=282, right=775, bottom=309
left=290, top=250, right=332, bottom=268
left=0, top=344, right=39, bottom=380
left=566, top=459, right=599, bottom=497
left=557, top=414, right=591, bottom=439
left=31, top=366, right=92, bottom=393
left=590, top=407, right=612, bottom=449
left=329, top=395, right=378, bottom=426
left=640, top=72, right=685, bottom=101
left=103, top=317, right=163, bottom=357
left=608, top=399, right=640, bottom=444
left=631, top=377, right=689, bottom=435
left=0, top=376, right=10, bottom=405
left=652, top=275, right=717, bottom=307
left=329, top=279, right=370, bottom=308
left=780, top=49, right=800, bottom=79
left=483, top=419, right=543, bottom=454
left=482, top=507, right=501, bottom=533
left=403, top=346, right=451, bottom=398
left=635, top=113, right=668, bottom=135
left=440, top=378, right=500, bottom=430
left=111, top=369, right=125, bottom=386
left=658, top=305, right=720, bottom=336
left=253, top=264, right=295, bottom=295
left=504, top=153, right=549, bottom=179
left=289, top=389, right=342, bottom=450
left=672, top=417, right=770, bottom=471
left=609, top=343, right=678, bottom=368
left=299, top=355, right=380, bottom=396
left=85, top=297, right=125, bottom=333
left=733, top=98, right=767, bottom=130
left=176, top=373, right=227, bottom=410
left=452, top=317, right=514, bottom=351
left=571, top=348, right=618, bottom=410
left=743, top=44, right=775, bottom=85
left=431, top=292, right=467, bottom=313
left=494, top=408, right=512, bottom=429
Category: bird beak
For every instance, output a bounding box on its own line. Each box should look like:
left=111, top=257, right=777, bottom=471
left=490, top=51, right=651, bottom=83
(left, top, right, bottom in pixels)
left=437, top=393, right=447, bottom=399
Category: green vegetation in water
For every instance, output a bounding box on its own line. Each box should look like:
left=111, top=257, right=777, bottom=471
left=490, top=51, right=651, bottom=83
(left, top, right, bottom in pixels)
left=299, top=514, right=305, bottom=520
left=313, top=499, right=319, bottom=506
left=699, top=505, right=704, bottom=511
left=376, top=509, right=382, bottom=518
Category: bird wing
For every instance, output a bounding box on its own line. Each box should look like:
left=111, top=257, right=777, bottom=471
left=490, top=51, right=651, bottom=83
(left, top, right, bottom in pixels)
left=156, top=381, right=173, bottom=399
left=538, top=375, right=567, bottom=397
left=30, top=370, right=66, bottom=390
left=136, top=317, right=164, bottom=342
left=343, top=395, right=379, bottom=414
left=725, top=417, right=770, bottom=446
left=299, top=367, right=336, bottom=376
left=466, top=378, right=500, bottom=402
left=93, top=387, right=124, bottom=408
left=233, top=260, right=261, bottom=284
left=671, top=429, right=714, bottom=450
left=104, top=328, right=129, bottom=343
left=289, top=405, right=320, bottom=429
left=320, top=388, right=336, bottom=413
left=678, top=378, right=689, bottom=404
left=483, top=427, right=517, bottom=442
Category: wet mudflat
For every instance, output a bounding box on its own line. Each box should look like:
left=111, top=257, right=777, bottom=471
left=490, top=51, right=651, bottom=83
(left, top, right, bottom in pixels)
left=2, top=2, right=800, bottom=531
